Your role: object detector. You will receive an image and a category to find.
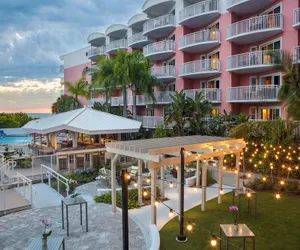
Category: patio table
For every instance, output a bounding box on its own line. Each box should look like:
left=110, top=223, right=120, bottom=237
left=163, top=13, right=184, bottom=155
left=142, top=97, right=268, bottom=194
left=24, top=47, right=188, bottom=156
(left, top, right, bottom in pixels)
left=219, top=224, right=255, bottom=250
left=27, top=236, right=65, bottom=250
left=61, top=196, right=88, bottom=237
left=232, top=188, right=257, bottom=219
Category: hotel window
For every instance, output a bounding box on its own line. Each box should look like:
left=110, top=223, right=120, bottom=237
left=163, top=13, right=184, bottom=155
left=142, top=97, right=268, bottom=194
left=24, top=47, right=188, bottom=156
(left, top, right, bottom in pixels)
left=211, top=108, right=220, bottom=118
left=146, top=108, right=155, bottom=117
left=259, top=107, right=280, bottom=120
left=167, top=83, right=176, bottom=92
left=208, top=51, right=219, bottom=70
left=260, top=74, right=281, bottom=86
left=208, top=22, right=219, bottom=40
left=261, top=40, right=281, bottom=64
left=201, top=79, right=220, bottom=89
left=168, top=58, right=175, bottom=66
left=249, top=107, right=257, bottom=120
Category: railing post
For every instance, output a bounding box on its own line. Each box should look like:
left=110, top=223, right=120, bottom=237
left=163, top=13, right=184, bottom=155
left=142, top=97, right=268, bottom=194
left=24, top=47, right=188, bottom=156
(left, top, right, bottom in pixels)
left=57, top=177, right=60, bottom=194
left=41, top=165, right=43, bottom=183
left=29, top=181, right=33, bottom=206
left=48, top=172, right=51, bottom=188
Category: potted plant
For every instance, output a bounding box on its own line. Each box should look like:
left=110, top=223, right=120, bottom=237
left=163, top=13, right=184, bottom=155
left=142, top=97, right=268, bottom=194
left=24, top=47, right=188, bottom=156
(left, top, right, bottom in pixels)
left=15, top=148, right=24, bottom=157
left=41, top=219, right=52, bottom=246
left=229, top=206, right=239, bottom=231
left=70, top=193, right=81, bottom=202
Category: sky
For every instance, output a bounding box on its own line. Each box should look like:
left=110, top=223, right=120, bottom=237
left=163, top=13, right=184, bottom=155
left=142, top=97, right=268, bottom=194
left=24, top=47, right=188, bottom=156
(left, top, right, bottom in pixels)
left=0, top=0, right=142, bottom=113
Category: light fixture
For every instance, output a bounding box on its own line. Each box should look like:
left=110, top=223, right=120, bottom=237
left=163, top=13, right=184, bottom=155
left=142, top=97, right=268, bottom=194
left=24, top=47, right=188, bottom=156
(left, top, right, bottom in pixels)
left=127, top=175, right=131, bottom=180
left=169, top=209, right=174, bottom=218
left=169, top=181, right=174, bottom=188
left=280, top=180, right=285, bottom=186
left=146, top=177, right=150, bottom=183
left=247, top=173, right=251, bottom=178
left=211, top=235, right=217, bottom=247
left=143, top=191, right=148, bottom=197
left=220, top=189, right=224, bottom=195
left=262, top=177, right=267, bottom=182
left=133, top=181, right=138, bottom=188
left=154, top=201, right=159, bottom=207
left=247, top=192, right=252, bottom=198
left=276, top=193, right=281, bottom=199
left=187, top=221, right=193, bottom=231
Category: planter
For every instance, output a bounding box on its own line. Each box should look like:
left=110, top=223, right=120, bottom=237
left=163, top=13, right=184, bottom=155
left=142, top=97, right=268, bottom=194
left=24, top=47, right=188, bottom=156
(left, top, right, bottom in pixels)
left=42, top=238, right=47, bottom=247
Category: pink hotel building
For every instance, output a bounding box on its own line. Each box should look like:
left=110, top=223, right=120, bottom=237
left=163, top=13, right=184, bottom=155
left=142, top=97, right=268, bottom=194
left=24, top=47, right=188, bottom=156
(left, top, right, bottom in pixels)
left=60, top=0, right=300, bottom=129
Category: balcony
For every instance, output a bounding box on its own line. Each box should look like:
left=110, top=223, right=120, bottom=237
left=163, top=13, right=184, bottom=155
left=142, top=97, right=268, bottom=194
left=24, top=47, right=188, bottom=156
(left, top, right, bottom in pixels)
left=227, top=50, right=282, bottom=74
left=128, top=32, right=151, bottom=49
left=227, top=14, right=283, bottom=45
left=87, top=46, right=106, bottom=62
left=227, top=0, right=277, bottom=15
left=227, top=85, right=280, bottom=103
left=128, top=91, right=175, bottom=106
left=143, top=40, right=175, bottom=61
left=87, top=32, right=106, bottom=46
left=105, top=24, right=127, bottom=39
left=294, top=46, right=300, bottom=64
left=293, top=8, right=300, bottom=29
left=179, top=29, right=220, bottom=53
left=128, top=13, right=149, bottom=30
left=179, top=0, right=220, bottom=29
left=106, top=39, right=128, bottom=54
left=142, top=0, right=176, bottom=17
left=184, top=88, right=221, bottom=103
left=151, top=66, right=176, bottom=82
left=143, top=14, right=175, bottom=39
left=179, top=59, right=221, bottom=79
left=137, top=116, right=164, bottom=128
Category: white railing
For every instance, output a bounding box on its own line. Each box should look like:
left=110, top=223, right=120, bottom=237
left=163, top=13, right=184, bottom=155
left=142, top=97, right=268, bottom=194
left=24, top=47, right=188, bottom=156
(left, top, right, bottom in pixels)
left=143, top=14, right=175, bottom=34
left=0, top=160, right=16, bottom=184
left=111, top=96, right=123, bottom=106
left=294, top=8, right=300, bottom=26
left=151, top=66, right=175, bottom=78
left=179, top=59, right=220, bottom=76
left=227, top=50, right=282, bottom=70
left=227, top=85, right=280, bottom=102
left=0, top=153, right=4, bottom=165
left=137, top=116, right=164, bottom=128
left=106, top=39, right=128, bottom=52
left=179, top=0, right=220, bottom=22
left=227, top=0, right=246, bottom=8
left=227, top=14, right=282, bottom=38
left=184, top=88, right=221, bottom=102
left=294, top=46, right=300, bottom=63
left=128, top=32, right=148, bottom=45
left=179, top=29, right=220, bottom=49
left=143, top=40, right=175, bottom=56
left=41, top=164, right=70, bottom=197
left=87, top=46, right=106, bottom=57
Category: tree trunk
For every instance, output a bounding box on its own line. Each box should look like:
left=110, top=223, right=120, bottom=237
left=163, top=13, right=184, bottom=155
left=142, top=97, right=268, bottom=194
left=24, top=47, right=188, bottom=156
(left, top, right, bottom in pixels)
left=123, top=89, right=127, bottom=118
left=105, top=89, right=109, bottom=113
left=132, top=84, right=137, bottom=120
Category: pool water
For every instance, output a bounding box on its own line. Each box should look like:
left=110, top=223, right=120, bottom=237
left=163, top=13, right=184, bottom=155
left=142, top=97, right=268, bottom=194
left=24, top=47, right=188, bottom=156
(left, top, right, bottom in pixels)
left=0, top=136, right=33, bottom=146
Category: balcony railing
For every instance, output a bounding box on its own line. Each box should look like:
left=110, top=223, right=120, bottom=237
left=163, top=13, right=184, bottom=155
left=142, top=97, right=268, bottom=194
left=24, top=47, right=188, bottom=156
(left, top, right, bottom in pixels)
left=151, top=66, right=175, bottom=79
left=179, top=59, right=220, bottom=76
left=227, top=50, right=282, bottom=70
left=227, top=0, right=245, bottom=8
left=179, top=29, right=220, bottom=49
left=87, top=46, right=106, bottom=57
left=294, top=8, right=300, bottom=27
left=227, top=14, right=282, bottom=39
left=143, top=14, right=175, bottom=34
left=294, top=46, right=300, bottom=63
left=128, top=91, right=175, bottom=106
left=179, top=0, right=219, bottom=22
left=143, top=40, right=175, bottom=56
left=137, top=116, right=164, bottom=128
left=184, top=88, right=221, bottom=102
left=106, top=39, right=127, bottom=53
left=128, top=32, right=148, bottom=46
left=227, top=85, right=280, bottom=102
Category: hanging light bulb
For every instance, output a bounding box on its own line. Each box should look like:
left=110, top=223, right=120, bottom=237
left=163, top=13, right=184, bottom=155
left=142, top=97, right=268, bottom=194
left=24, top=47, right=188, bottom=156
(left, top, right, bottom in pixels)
left=247, top=191, right=252, bottom=198
left=296, top=166, right=299, bottom=170
left=220, top=189, right=224, bottom=195
left=133, top=181, right=138, bottom=188
left=262, top=177, right=267, bottom=182
left=169, top=209, right=174, bottom=218
left=211, top=235, right=217, bottom=247
left=288, top=167, right=292, bottom=171
left=146, top=177, right=150, bottom=183
left=276, top=193, right=281, bottom=199
left=247, top=173, right=251, bottom=178
left=187, top=221, right=193, bottom=231
left=143, top=190, right=148, bottom=197
left=223, top=166, right=226, bottom=170
left=280, top=180, right=285, bottom=186
left=169, top=181, right=174, bottom=188
left=127, top=174, right=131, bottom=180
left=154, top=201, right=159, bottom=207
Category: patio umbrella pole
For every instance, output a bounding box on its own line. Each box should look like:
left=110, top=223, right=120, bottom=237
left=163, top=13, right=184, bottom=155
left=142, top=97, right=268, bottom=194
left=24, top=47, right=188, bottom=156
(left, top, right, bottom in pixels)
left=122, top=169, right=129, bottom=250
left=176, top=147, right=187, bottom=242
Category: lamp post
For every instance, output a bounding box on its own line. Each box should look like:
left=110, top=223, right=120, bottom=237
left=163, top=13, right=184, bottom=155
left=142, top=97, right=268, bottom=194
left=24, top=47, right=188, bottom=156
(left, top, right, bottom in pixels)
left=121, top=169, right=129, bottom=250
left=176, top=147, right=187, bottom=242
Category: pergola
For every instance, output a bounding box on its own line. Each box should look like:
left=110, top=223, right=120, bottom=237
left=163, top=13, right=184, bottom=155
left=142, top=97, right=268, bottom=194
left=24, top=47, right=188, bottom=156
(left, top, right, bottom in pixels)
left=106, top=135, right=246, bottom=225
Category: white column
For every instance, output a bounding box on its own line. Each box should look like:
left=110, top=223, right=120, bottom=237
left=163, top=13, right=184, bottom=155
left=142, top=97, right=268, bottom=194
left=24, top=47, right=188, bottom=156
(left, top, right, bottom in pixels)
left=56, top=155, right=60, bottom=171
left=150, top=168, right=157, bottom=225
left=138, top=159, right=143, bottom=205
left=46, top=134, right=50, bottom=147
left=33, top=134, right=36, bottom=145
left=90, top=153, right=93, bottom=168
left=54, top=132, right=58, bottom=150
left=111, top=154, right=119, bottom=213
left=39, top=134, right=43, bottom=146
left=68, top=155, right=71, bottom=172
left=196, top=160, right=201, bottom=187
left=236, top=153, right=240, bottom=189
left=74, top=154, right=77, bottom=170
left=160, top=166, right=165, bottom=199
left=218, top=156, right=224, bottom=204
left=201, top=159, right=207, bottom=212
left=117, top=133, right=121, bottom=141
left=83, top=153, right=86, bottom=170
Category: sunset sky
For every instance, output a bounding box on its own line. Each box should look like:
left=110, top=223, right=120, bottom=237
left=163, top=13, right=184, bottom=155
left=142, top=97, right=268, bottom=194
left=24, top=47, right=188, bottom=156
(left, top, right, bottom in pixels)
left=0, top=0, right=141, bottom=113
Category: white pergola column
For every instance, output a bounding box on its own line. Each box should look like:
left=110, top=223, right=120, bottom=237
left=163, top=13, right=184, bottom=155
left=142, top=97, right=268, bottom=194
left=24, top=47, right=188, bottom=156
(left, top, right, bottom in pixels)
left=218, top=156, right=224, bottom=204
left=235, top=153, right=240, bottom=189
left=138, top=159, right=143, bottom=205
left=54, top=132, right=58, bottom=150
left=90, top=153, right=93, bottom=168
left=111, top=154, right=119, bottom=213
left=160, top=166, right=165, bottom=199
left=56, top=155, right=60, bottom=171
left=196, top=160, right=201, bottom=187
left=67, top=155, right=71, bottom=172
left=150, top=168, right=157, bottom=225
left=39, top=134, right=43, bottom=146
left=33, top=134, right=36, bottom=145
left=83, top=154, right=86, bottom=170
left=201, top=159, right=207, bottom=212
left=46, top=134, right=50, bottom=147
left=74, top=154, right=77, bottom=170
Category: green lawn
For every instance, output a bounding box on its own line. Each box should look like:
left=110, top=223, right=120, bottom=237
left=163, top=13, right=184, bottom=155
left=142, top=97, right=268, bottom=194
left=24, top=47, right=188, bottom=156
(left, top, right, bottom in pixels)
left=160, top=192, right=300, bottom=250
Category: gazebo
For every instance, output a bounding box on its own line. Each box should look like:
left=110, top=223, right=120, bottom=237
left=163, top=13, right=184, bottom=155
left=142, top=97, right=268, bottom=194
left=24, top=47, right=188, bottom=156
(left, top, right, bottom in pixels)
left=105, top=136, right=246, bottom=225
left=22, top=107, right=142, bottom=170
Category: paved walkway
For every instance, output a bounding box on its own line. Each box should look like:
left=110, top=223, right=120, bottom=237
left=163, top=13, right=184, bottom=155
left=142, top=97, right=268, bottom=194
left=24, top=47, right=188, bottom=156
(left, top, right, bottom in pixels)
left=0, top=203, right=146, bottom=250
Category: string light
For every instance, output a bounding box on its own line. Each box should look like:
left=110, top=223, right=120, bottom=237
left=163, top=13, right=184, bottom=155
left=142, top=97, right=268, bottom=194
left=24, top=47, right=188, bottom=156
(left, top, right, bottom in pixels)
left=127, top=175, right=131, bottom=180
left=247, top=173, right=251, bottom=178
left=187, top=221, right=193, bottom=231
left=220, top=189, right=224, bottom=195
left=262, top=177, right=267, bottom=182
left=169, top=209, right=174, bottom=218
left=211, top=235, right=217, bottom=247
left=143, top=191, right=148, bottom=197
left=146, top=177, right=150, bottom=183
left=133, top=181, right=138, bottom=188
left=154, top=201, right=159, bottom=207
left=169, top=181, right=174, bottom=188
left=280, top=180, right=285, bottom=186
left=276, top=193, right=281, bottom=199
left=247, top=191, right=252, bottom=198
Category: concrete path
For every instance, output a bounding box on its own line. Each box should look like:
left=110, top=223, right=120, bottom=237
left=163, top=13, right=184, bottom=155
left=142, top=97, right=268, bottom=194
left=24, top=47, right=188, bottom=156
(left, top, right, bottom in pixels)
left=0, top=189, right=30, bottom=213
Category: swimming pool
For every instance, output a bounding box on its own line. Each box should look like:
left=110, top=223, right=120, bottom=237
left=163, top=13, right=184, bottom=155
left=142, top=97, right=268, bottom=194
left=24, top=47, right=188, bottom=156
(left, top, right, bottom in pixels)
left=0, top=136, right=33, bottom=146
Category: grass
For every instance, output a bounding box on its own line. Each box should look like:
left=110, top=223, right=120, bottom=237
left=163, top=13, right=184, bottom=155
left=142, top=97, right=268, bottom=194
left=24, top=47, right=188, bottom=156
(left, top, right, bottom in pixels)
left=160, top=192, right=300, bottom=250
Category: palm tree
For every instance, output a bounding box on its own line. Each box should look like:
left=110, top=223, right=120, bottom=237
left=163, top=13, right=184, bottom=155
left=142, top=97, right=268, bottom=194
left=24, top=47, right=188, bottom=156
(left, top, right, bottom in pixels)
left=51, top=95, right=80, bottom=114
left=64, top=78, right=91, bottom=104
left=274, top=52, right=300, bottom=120
left=164, top=91, right=190, bottom=136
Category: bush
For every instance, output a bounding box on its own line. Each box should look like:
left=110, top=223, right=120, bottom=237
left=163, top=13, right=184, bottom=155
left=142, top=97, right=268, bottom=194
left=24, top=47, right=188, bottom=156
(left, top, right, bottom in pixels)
left=63, top=168, right=99, bottom=184
left=16, top=158, right=32, bottom=168
left=94, top=187, right=161, bottom=209
left=247, top=178, right=300, bottom=192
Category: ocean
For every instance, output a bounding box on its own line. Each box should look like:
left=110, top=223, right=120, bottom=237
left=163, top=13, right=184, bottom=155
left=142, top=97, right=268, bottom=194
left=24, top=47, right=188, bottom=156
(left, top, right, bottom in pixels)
left=27, top=113, right=52, bottom=119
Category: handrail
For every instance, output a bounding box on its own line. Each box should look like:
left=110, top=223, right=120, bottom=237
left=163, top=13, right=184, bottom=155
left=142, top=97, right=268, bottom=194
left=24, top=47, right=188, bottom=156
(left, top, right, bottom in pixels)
left=179, top=59, right=220, bottom=75
left=227, top=0, right=244, bottom=7
left=179, top=29, right=220, bottom=49
left=151, top=66, right=175, bottom=78
left=106, top=39, right=128, bottom=52
left=0, top=160, right=16, bottom=184
left=179, top=0, right=219, bottom=22
left=227, top=13, right=282, bottom=38
left=41, top=164, right=70, bottom=197
left=128, top=32, right=148, bottom=45
left=143, top=14, right=175, bottom=34
left=294, top=8, right=300, bottom=25
left=143, top=40, right=175, bottom=56
left=87, top=46, right=106, bottom=57
left=183, top=88, right=221, bottom=102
